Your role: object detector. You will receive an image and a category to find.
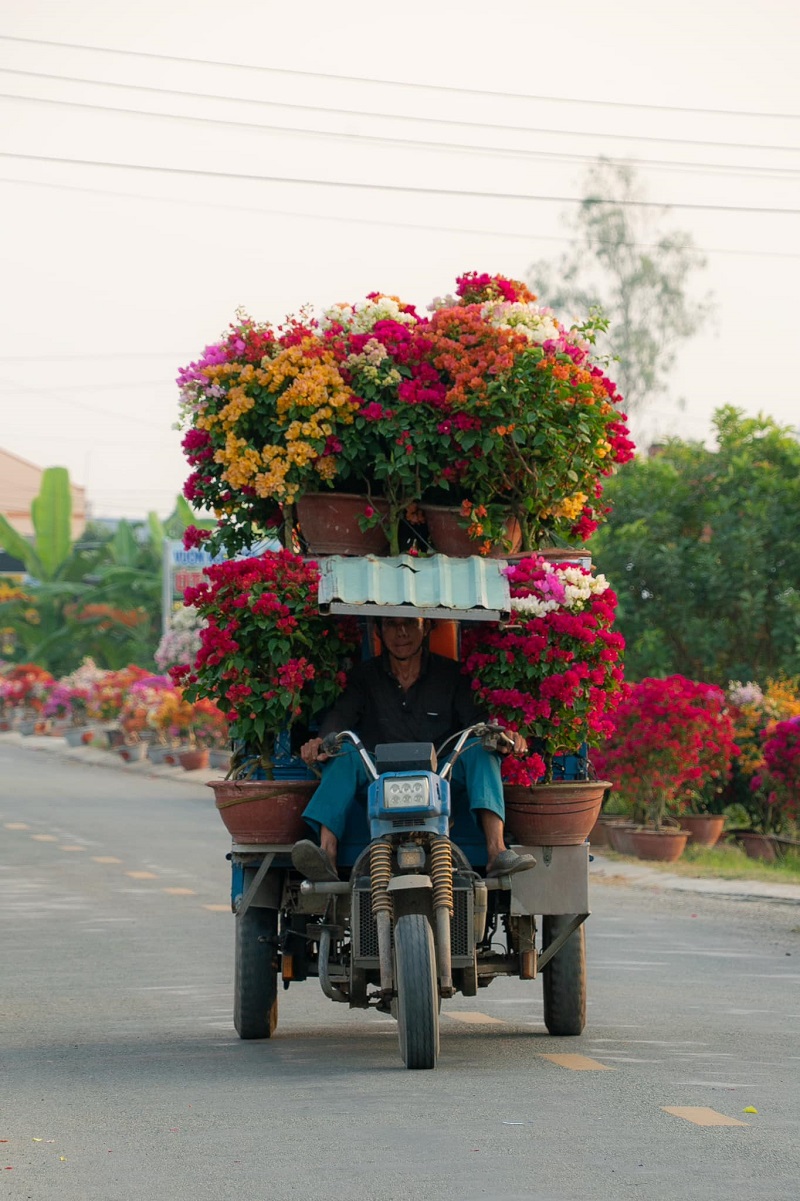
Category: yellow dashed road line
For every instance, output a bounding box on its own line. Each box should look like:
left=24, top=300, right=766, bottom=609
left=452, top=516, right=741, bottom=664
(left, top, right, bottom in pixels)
left=31, top=834, right=58, bottom=842
left=4, top=822, right=30, bottom=830
left=163, top=887, right=197, bottom=896
left=125, top=870, right=159, bottom=880
left=540, top=1053, right=615, bottom=1071
left=92, top=856, right=123, bottom=864
left=446, top=1011, right=505, bottom=1026
left=662, top=1107, right=748, bottom=1127
left=59, top=845, right=86, bottom=852
left=203, top=904, right=230, bottom=912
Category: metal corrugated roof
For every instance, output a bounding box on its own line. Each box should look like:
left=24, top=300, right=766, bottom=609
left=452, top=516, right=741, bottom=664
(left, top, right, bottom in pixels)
left=317, top=554, right=511, bottom=621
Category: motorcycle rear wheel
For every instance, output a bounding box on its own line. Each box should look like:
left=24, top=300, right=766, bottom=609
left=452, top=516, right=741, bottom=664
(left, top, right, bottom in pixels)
left=541, top=913, right=586, bottom=1036
left=234, top=906, right=279, bottom=1039
left=394, top=912, right=440, bottom=1069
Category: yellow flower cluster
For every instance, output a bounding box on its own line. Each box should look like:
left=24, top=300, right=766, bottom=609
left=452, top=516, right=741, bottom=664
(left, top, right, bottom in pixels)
left=733, top=678, right=800, bottom=773
left=541, top=492, right=588, bottom=522
left=199, top=341, right=359, bottom=505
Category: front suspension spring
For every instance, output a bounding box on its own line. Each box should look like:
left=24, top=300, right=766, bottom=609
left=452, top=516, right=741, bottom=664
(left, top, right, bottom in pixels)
left=430, top=837, right=454, bottom=915
left=370, top=839, right=393, bottom=917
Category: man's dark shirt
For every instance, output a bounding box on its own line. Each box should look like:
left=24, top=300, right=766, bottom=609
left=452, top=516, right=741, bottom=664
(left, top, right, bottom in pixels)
left=319, top=650, right=484, bottom=752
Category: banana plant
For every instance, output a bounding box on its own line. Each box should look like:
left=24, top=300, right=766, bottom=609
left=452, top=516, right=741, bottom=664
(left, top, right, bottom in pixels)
left=0, top=466, right=73, bottom=583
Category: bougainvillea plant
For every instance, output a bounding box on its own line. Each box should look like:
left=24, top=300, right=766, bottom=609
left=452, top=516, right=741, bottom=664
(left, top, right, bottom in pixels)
left=460, top=554, right=626, bottom=785
left=171, top=550, right=359, bottom=777
left=176, top=273, right=633, bottom=557
left=592, top=675, right=740, bottom=828
left=749, top=715, right=800, bottom=833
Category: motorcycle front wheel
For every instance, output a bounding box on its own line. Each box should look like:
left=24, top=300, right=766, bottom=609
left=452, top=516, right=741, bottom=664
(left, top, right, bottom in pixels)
left=393, top=912, right=440, bottom=1069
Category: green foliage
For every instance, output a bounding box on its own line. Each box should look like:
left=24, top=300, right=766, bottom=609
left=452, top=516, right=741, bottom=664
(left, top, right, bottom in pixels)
left=528, top=160, right=712, bottom=416
left=591, top=407, right=800, bottom=683
left=0, top=482, right=200, bottom=674
left=0, top=466, right=74, bottom=582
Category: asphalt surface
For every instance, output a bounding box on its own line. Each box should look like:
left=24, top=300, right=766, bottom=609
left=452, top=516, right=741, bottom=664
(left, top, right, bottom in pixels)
left=2, top=731, right=799, bottom=1201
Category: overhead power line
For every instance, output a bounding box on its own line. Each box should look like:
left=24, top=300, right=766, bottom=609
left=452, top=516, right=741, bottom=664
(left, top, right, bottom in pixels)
left=3, top=88, right=799, bottom=180
left=1, top=32, right=798, bottom=121
left=2, top=66, right=798, bottom=156
left=3, top=174, right=800, bottom=259
left=2, top=150, right=798, bottom=216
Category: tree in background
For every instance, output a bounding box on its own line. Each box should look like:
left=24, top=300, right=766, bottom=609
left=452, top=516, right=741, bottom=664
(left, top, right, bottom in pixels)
left=528, top=160, right=712, bottom=418
left=0, top=469, right=196, bottom=674
left=590, top=407, right=800, bottom=684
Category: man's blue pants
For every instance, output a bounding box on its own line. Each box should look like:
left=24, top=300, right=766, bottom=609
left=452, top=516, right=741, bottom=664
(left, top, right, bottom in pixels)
left=302, top=741, right=505, bottom=842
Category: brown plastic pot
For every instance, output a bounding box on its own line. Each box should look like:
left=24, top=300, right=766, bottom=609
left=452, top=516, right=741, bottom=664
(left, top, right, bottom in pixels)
left=627, top=827, right=689, bottom=863
left=295, top=493, right=389, bottom=555
left=422, top=504, right=521, bottom=558
left=503, top=780, right=611, bottom=846
left=208, top=778, right=318, bottom=844
left=679, top=814, right=726, bottom=848
left=737, top=831, right=778, bottom=862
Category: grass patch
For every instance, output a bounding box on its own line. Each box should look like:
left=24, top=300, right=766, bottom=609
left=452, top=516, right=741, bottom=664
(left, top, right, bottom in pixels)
left=601, top=840, right=800, bottom=885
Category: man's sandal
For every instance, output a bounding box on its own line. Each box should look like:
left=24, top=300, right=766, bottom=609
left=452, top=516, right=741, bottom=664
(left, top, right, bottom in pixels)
left=486, top=849, right=537, bottom=878
left=291, top=839, right=340, bottom=882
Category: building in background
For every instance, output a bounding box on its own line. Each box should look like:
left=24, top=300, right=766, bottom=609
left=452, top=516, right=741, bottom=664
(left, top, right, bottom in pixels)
left=0, top=448, right=87, bottom=542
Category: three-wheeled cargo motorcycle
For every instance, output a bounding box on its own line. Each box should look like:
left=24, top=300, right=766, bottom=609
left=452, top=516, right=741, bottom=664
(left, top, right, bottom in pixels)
left=225, top=554, right=592, bottom=1069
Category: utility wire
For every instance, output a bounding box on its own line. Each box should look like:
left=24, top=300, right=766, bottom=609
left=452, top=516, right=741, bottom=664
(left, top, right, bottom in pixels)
left=3, top=174, right=799, bottom=258
left=2, top=150, right=798, bottom=215
left=1, top=33, right=797, bottom=121
left=3, top=88, right=798, bottom=180
left=1, top=67, right=798, bottom=156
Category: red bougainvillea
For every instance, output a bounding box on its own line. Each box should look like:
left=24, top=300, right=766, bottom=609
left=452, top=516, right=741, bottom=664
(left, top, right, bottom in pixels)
left=592, top=675, right=740, bottom=827
left=170, top=550, right=359, bottom=775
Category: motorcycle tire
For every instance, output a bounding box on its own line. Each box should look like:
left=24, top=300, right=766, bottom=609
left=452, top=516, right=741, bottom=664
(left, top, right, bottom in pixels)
left=234, top=905, right=279, bottom=1039
left=541, top=913, right=586, bottom=1036
left=393, top=912, right=440, bottom=1069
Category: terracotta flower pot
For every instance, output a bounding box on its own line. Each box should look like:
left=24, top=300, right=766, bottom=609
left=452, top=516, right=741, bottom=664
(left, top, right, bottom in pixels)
left=605, top=821, right=639, bottom=855
left=737, top=831, right=778, bottom=862
left=679, top=814, right=726, bottom=849
left=422, top=504, right=522, bottom=558
left=627, top=827, right=689, bottom=863
left=502, top=780, right=611, bottom=846
left=208, top=778, right=318, bottom=844
left=179, top=747, right=210, bottom=771
left=587, top=813, right=623, bottom=848
left=296, top=493, right=389, bottom=555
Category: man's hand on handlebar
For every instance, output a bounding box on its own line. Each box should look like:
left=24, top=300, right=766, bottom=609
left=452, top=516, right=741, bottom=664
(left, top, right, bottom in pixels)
left=480, top=725, right=528, bottom=757
left=300, top=737, right=330, bottom=767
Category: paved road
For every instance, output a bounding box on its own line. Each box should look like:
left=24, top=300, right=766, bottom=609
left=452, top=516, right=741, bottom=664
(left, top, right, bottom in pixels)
left=1, top=739, right=799, bottom=1200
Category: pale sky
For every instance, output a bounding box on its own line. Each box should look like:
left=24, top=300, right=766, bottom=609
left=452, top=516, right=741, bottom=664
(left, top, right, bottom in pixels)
left=1, top=0, right=798, bottom=519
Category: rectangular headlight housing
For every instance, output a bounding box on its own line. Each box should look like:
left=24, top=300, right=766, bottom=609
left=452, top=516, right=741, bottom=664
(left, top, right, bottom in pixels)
left=381, top=775, right=431, bottom=811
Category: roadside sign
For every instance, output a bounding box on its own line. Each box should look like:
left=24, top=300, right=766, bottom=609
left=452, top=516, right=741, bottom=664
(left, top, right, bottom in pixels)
left=161, top=538, right=279, bottom=632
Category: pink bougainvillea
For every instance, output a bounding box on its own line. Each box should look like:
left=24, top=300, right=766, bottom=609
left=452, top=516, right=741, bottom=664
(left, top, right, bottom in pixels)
left=461, top=554, right=625, bottom=785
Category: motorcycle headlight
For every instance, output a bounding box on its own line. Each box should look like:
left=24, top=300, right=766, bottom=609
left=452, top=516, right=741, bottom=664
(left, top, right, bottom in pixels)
left=382, top=775, right=430, bottom=810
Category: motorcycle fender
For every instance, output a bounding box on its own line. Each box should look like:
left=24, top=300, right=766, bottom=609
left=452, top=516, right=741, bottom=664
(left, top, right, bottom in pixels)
left=386, top=874, right=433, bottom=894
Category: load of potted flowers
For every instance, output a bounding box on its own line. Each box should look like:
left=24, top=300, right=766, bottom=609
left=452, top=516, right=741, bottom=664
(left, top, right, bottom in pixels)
left=592, top=675, right=740, bottom=861
left=170, top=549, right=359, bottom=841
left=459, top=553, right=623, bottom=845
left=176, top=272, right=633, bottom=560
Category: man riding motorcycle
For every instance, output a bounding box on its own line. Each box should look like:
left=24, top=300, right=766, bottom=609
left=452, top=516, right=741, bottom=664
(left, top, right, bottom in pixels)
left=291, top=615, right=536, bottom=881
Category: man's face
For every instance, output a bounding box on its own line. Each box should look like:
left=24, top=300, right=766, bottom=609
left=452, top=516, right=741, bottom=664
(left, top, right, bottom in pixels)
left=380, top=617, right=428, bottom=660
